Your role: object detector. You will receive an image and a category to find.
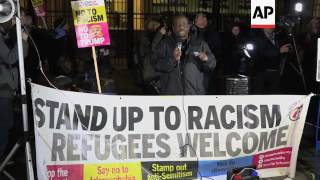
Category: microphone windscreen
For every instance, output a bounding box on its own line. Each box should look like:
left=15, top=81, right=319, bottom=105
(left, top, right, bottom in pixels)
left=177, top=42, right=182, bottom=51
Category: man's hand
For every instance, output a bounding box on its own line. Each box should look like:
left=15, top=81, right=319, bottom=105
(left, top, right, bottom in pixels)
left=159, top=26, right=166, bottom=35
left=22, top=31, right=28, bottom=41
left=174, top=48, right=182, bottom=62
left=280, top=44, right=290, bottom=54
left=198, top=52, right=208, bottom=61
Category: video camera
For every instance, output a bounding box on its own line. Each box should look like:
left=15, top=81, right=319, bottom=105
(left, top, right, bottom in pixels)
left=277, top=2, right=304, bottom=34
left=159, top=15, right=172, bottom=32
left=278, top=15, right=300, bottom=34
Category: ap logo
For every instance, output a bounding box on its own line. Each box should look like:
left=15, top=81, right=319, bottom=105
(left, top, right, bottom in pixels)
left=251, top=0, right=275, bottom=28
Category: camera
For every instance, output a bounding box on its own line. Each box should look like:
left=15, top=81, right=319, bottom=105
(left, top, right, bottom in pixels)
left=159, top=15, right=172, bottom=32
left=288, top=44, right=293, bottom=52
left=278, top=15, right=300, bottom=33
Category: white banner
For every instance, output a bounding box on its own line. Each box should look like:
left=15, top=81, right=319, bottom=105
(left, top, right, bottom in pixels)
left=31, top=83, right=311, bottom=180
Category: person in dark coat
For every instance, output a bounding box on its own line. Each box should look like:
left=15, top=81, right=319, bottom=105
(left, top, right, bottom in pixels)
left=251, top=28, right=290, bottom=94
left=139, top=19, right=166, bottom=83
left=137, top=18, right=169, bottom=94
left=0, top=23, right=28, bottom=159
left=192, top=13, right=208, bottom=40
left=301, top=17, right=320, bottom=93
left=191, top=13, right=222, bottom=94
left=50, top=18, right=76, bottom=77
left=152, top=15, right=216, bottom=95
left=192, top=13, right=222, bottom=60
left=223, top=22, right=247, bottom=75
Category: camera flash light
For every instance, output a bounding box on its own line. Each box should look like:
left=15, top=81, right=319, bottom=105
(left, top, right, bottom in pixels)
left=295, top=2, right=303, bottom=13
left=246, top=43, right=254, bottom=51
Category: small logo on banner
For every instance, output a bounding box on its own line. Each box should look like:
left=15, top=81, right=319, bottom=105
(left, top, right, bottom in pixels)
left=251, top=0, right=275, bottom=28
left=289, top=102, right=303, bottom=121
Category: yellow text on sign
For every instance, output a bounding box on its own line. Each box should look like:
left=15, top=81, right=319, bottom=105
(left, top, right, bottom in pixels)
left=84, top=163, right=142, bottom=179
left=72, top=6, right=107, bottom=25
left=31, top=0, right=44, bottom=6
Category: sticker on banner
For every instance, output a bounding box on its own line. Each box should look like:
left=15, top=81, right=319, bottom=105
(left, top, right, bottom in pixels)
left=289, top=102, right=303, bottom=121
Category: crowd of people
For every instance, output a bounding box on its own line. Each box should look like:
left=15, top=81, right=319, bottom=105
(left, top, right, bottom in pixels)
left=138, top=13, right=320, bottom=95
left=1, top=11, right=319, bottom=97
left=0, top=9, right=113, bottom=163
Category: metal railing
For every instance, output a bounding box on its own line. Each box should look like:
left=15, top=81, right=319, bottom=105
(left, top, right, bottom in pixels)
left=21, top=0, right=320, bottom=69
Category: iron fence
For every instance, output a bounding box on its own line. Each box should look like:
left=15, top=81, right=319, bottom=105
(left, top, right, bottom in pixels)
left=21, top=0, right=320, bottom=69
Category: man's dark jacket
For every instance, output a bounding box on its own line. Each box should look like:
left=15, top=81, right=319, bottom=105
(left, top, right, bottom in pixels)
left=252, top=30, right=288, bottom=72
left=0, top=32, right=28, bottom=98
left=152, top=35, right=216, bottom=95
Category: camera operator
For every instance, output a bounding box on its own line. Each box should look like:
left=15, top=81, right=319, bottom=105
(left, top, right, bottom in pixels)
left=251, top=28, right=290, bottom=94
left=0, top=22, right=28, bottom=159
left=152, top=15, right=216, bottom=95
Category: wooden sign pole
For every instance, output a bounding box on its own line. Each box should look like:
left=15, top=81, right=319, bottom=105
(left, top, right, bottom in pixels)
left=41, top=17, right=48, bottom=30
left=92, top=46, right=102, bottom=93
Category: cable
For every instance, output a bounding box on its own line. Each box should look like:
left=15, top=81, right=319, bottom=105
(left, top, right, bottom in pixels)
left=13, top=15, right=58, bottom=180
left=17, top=17, right=151, bottom=179
left=19, top=16, right=213, bottom=180
left=14, top=17, right=96, bottom=176
left=15, top=17, right=148, bottom=180
left=177, top=60, right=215, bottom=180
left=15, top=16, right=88, bottom=130
left=25, top=27, right=88, bottom=131
left=15, top=16, right=57, bottom=89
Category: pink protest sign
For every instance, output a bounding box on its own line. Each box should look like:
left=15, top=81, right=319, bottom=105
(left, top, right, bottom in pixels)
left=71, top=0, right=111, bottom=48
left=31, top=0, right=46, bottom=17
left=75, top=23, right=110, bottom=48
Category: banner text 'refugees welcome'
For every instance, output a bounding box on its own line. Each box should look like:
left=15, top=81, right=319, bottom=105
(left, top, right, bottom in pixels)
left=33, top=98, right=288, bottom=161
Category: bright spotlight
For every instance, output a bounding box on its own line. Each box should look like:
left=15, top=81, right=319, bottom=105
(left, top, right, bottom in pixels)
left=243, top=43, right=254, bottom=58
left=243, top=49, right=251, bottom=58
left=246, top=43, right=254, bottom=51
left=295, top=2, right=303, bottom=13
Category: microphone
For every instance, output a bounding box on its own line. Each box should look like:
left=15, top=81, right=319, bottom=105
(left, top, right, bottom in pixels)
left=176, top=42, right=182, bottom=63
left=177, top=42, right=182, bottom=51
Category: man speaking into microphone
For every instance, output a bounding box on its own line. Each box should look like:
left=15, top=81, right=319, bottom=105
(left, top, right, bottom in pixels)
left=152, top=15, right=216, bottom=95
